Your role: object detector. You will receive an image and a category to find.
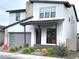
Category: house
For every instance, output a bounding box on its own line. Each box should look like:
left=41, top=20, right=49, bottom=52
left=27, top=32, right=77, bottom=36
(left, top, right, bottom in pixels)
left=4, top=0, right=78, bottom=51
left=0, top=25, right=5, bottom=45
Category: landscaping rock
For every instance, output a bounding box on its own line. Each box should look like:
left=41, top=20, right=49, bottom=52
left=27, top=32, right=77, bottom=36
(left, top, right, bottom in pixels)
left=31, top=51, right=42, bottom=56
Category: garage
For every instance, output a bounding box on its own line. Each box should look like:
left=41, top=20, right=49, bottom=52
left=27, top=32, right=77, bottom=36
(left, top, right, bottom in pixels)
left=0, top=25, right=5, bottom=46
left=9, top=32, right=31, bottom=48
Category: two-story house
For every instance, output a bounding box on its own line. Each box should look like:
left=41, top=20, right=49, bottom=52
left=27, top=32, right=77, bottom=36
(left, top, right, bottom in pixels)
left=4, top=0, right=78, bottom=51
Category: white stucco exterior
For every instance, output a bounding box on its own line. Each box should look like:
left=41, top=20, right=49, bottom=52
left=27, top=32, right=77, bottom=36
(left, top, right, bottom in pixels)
left=4, top=1, right=77, bottom=51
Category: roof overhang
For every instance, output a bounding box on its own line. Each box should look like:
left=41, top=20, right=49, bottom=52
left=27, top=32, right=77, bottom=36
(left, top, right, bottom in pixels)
left=20, top=19, right=64, bottom=26
left=30, top=0, right=71, bottom=7
left=3, top=16, right=33, bottom=29
left=6, top=9, right=26, bottom=13
left=71, top=4, right=78, bottom=21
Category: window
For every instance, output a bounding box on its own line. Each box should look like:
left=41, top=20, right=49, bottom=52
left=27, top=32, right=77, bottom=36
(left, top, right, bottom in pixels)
left=45, top=12, right=49, bottom=18
left=16, top=13, right=20, bottom=21
left=47, top=28, right=56, bottom=44
left=51, top=7, right=56, bottom=18
left=40, top=8, right=44, bottom=18
left=39, top=6, right=56, bottom=18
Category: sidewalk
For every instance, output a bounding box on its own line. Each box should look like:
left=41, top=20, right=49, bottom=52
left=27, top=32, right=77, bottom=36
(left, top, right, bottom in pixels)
left=0, top=52, right=78, bottom=59
left=0, top=52, right=64, bottom=59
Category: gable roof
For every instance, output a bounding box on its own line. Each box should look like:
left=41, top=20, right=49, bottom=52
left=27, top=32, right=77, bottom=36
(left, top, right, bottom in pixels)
left=6, top=9, right=26, bottom=13
left=3, top=16, right=33, bottom=29
left=30, top=0, right=71, bottom=7
left=71, top=4, right=78, bottom=21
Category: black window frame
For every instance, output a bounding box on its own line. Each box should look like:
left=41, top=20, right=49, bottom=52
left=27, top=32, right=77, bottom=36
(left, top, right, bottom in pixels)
left=47, top=28, right=56, bottom=44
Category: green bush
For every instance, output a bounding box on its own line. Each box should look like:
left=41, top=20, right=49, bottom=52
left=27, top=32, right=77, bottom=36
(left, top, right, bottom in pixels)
left=14, top=46, right=19, bottom=51
left=19, top=46, right=22, bottom=49
left=56, top=45, right=69, bottom=56
left=47, top=48, right=54, bottom=56
left=29, top=47, right=36, bottom=52
left=22, top=48, right=31, bottom=54
left=9, top=48, right=16, bottom=53
left=42, top=48, right=54, bottom=56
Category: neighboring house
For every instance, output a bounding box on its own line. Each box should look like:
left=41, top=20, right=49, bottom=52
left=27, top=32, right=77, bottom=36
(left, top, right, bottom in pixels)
left=4, top=0, right=78, bottom=51
left=0, top=25, right=5, bottom=45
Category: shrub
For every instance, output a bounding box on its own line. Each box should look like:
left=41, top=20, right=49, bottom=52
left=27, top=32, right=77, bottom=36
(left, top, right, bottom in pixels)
left=56, top=45, right=69, bottom=56
left=29, top=47, right=36, bottom=52
left=14, top=46, right=19, bottom=51
left=47, top=48, right=54, bottom=56
left=19, top=46, right=22, bottom=49
left=41, top=48, right=48, bottom=56
left=36, top=49, right=41, bottom=52
left=22, top=48, right=31, bottom=54
left=41, top=48, right=54, bottom=56
left=9, top=48, right=16, bottom=53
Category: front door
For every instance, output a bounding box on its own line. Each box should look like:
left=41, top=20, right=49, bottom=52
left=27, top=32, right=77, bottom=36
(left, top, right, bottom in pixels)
left=47, top=28, right=56, bottom=44
left=36, top=29, right=41, bottom=44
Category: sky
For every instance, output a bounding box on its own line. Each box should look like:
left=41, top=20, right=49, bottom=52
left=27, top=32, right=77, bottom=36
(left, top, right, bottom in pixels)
left=0, top=0, right=79, bottom=32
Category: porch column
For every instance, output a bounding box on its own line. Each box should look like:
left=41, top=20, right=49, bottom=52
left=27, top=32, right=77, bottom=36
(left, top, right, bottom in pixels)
left=38, top=25, right=41, bottom=44
left=23, top=25, right=26, bottom=47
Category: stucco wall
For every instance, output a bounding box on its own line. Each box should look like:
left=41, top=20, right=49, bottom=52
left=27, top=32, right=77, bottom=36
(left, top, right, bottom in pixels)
left=9, top=12, right=26, bottom=24
left=33, top=3, right=66, bottom=20
left=62, top=6, right=77, bottom=51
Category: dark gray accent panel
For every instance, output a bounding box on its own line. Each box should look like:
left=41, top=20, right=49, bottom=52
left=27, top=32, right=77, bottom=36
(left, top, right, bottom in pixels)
left=6, top=9, right=26, bottom=13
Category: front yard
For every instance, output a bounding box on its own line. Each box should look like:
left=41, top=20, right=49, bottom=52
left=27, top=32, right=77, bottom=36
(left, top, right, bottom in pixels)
left=8, top=45, right=79, bottom=59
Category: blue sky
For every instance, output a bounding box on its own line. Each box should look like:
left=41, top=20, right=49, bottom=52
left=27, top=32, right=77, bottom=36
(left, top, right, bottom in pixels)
left=0, top=0, right=28, bottom=25
left=0, top=0, right=79, bottom=32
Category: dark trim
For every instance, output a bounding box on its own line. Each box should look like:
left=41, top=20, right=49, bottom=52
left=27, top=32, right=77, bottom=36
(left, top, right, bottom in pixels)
left=3, top=16, right=33, bottom=29
left=6, top=9, right=26, bottom=13
left=30, top=0, right=71, bottom=7
left=20, top=19, right=64, bottom=25
left=0, top=25, right=5, bottom=32
left=71, top=4, right=78, bottom=21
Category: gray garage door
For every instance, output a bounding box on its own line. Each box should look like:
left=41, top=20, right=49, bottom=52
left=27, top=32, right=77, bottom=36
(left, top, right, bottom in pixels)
left=9, top=32, right=31, bottom=48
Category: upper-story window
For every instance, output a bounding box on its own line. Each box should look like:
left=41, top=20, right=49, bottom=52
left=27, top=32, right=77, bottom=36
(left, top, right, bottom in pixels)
left=16, top=13, right=20, bottom=21
left=39, top=6, right=56, bottom=18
